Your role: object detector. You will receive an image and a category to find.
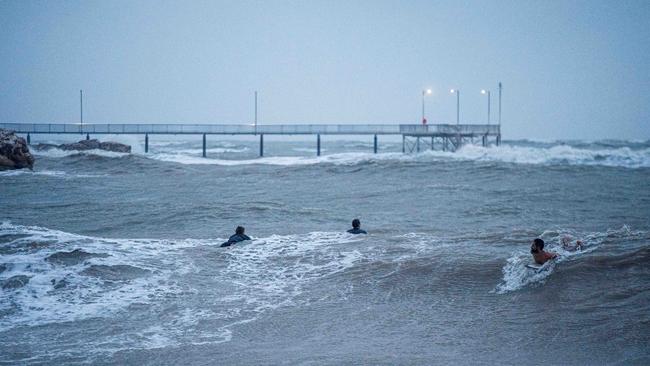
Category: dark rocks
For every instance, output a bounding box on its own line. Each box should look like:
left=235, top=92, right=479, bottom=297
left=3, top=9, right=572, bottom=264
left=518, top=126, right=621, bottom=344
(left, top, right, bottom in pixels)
left=45, top=249, right=110, bottom=266
left=1, top=275, right=30, bottom=290
left=0, top=128, right=35, bottom=170
left=35, top=139, right=131, bottom=153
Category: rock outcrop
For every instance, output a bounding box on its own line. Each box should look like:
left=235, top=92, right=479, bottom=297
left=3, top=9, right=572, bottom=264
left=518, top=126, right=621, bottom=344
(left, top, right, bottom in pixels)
left=35, top=139, right=131, bottom=153
left=0, top=129, right=35, bottom=170
left=1, top=275, right=30, bottom=290
left=45, top=249, right=110, bottom=266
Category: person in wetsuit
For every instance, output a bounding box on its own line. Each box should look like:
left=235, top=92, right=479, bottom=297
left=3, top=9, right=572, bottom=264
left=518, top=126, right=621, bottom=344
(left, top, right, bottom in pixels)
left=347, top=219, right=367, bottom=235
left=220, top=226, right=251, bottom=247
left=530, top=238, right=557, bottom=264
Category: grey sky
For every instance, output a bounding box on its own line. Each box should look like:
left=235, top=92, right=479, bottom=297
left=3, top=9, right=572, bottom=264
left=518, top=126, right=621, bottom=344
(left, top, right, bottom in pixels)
left=1, top=0, right=648, bottom=140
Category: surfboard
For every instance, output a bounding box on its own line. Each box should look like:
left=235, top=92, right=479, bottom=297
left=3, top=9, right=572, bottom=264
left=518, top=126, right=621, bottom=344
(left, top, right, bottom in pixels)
left=525, top=264, right=544, bottom=271
left=221, top=239, right=265, bottom=248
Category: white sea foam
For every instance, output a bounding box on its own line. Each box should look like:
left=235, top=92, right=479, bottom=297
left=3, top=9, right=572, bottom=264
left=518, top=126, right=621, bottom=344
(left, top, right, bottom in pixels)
left=449, top=144, right=650, bottom=168
left=0, top=222, right=366, bottom=355
left=292, top=147, right=326, bottom=153
left=0, top=169, right=103, bottom=178
left=170, top=147, right=249, bottom=154
left=33, top=148, right=129, bottom=159
left=27, top=137, right=650, bottom=169
left=143, top=143, right=650, bottom=168
left=0, top=222, right=207, bottom=333
left=494, top=228, right=620, bottom=293
left=148, top=151, right=404, bottom=166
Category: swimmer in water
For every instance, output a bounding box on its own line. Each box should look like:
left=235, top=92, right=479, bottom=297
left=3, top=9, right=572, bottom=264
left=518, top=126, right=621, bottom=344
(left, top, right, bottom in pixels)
left=530, top=238, right=557, bottom=265
left=347, top=219, right=367, bottom=234
left=561, top=236, right=584, bottom=251
left=220, top=226, right=251, bottom=247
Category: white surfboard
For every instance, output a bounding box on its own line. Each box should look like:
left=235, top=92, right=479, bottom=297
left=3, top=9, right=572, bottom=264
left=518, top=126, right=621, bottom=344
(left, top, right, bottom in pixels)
left=525, top=264, right=544, bottom=271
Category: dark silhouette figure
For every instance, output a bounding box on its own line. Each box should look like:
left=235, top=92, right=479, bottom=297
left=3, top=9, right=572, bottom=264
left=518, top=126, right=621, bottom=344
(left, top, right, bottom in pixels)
left=221, top=226, right=251, bottom=247
left=347, top=219, right=367, bottom=235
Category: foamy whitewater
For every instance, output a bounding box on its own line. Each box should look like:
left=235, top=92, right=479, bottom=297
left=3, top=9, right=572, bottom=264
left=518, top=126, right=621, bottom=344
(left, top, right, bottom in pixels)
left=1, top=137, right=649, bottom=365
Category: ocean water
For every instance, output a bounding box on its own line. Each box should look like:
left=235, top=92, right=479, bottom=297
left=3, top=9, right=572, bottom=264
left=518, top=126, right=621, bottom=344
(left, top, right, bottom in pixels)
left=1, top=136, right=649, bottom=365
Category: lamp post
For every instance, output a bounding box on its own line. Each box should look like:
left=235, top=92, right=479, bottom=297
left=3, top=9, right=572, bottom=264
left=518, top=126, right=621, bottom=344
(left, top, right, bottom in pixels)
left=421, top=89, right=432, bottom=124
left=254, top=90, right=258, bottom=134
left=498, top=82, right=502, bottom=126
left=450, top=89, right=460, bottom=125
left=481, top=89, right=491, bottom=125
left=80, top=89, right=83, bottom=131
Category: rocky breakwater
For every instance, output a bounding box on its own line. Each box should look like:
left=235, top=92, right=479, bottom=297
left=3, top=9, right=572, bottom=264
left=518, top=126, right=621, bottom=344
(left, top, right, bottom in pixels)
left=36, top=139, right=131, bottom=153
left=0, top=128, right=35, bottom=170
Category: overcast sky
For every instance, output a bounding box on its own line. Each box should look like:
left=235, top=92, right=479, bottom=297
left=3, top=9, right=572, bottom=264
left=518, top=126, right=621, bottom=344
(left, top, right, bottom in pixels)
left=1, top=0, right=648, bottom=139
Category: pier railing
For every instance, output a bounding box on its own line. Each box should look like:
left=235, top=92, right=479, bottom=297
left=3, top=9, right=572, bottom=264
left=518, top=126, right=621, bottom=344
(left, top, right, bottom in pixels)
left=0, top=123, right=500, bottom=136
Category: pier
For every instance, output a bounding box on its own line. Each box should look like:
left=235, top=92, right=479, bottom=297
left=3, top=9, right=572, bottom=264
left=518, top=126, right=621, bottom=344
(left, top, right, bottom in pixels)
left=1, top=123, right=500, bottom=157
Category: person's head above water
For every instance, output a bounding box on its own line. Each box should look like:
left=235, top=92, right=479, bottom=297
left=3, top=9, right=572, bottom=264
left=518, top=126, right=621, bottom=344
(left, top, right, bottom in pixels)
left=235, top=226, right=245, bottom=235
left=531, top=238, right=544, bottom=253
left=352, top=219, right=361, bottom=229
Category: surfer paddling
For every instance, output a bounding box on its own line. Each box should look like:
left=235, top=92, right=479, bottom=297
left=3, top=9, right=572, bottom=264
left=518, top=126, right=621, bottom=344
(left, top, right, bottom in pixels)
left=221, top=226, right=251, bottom=247
left=530, top=238, right=557, bottom=265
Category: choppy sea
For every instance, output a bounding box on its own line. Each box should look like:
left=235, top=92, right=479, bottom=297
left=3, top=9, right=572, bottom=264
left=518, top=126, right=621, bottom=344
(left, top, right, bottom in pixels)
left=1, top=135, right=649, bottom=365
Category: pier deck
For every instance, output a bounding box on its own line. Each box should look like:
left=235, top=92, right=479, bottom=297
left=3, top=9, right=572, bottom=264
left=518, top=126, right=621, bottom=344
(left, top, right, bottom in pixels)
left=0, top=123, right=501, bottom=156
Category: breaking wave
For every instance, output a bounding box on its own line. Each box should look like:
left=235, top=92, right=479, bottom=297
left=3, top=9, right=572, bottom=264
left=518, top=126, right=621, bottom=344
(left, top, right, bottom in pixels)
left=146, top=143, right=650, bottom=168
left=0, top=169, right=103, bottom=178
left=495, top=226, right=647, bottom=293
left=32, top=148, right=129, bottom=159
left=0, top=222, right=367, bottom=358
left=452, top=144, right=650, bottom=168
left=23, top=138, right=650, bottom=169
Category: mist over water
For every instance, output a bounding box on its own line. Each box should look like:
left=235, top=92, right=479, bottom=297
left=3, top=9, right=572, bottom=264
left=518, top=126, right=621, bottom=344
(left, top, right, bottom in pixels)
left=1, top=138, right=650, bottom=365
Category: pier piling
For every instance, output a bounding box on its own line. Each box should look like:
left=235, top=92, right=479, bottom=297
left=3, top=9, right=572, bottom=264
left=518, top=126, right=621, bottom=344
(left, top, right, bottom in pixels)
left=26, top=133, right=31, bottom=144
left=260, top=134, right=264, bottom=157
left=86, top=133, right=90, bottom=140
left=373, top=134, right=378, bottom=154
left=145, top=134, right=149, bottom=153
left=317, top=134, right=321, bottom=156
left=402, top=135, right=405, bottom=153
left=202, top=134, right=206, bottom=157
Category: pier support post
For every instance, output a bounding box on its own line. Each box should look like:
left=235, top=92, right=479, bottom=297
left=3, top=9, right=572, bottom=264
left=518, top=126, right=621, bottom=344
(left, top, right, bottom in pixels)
left=416, top=137, right=420, bottom=153
left=497, top=134, right=501, bottom=146
left=373, top=134, right=377, bottom=154
left=260, top=134, right=264, bottom=157
left=402, top=135, right=405, bottom=153
left=145, top=134, right=149, bottom=153
left=482, top=135, right=487, bottom=147
left=202, top=134, right=206, bottom=158
left=317, top=134, right=321, bottom=156
left=26, top=133, right=31, bottom=144
left=431, top=137, right=434, bottom=150
left=86, top=133, right=90, bottom=140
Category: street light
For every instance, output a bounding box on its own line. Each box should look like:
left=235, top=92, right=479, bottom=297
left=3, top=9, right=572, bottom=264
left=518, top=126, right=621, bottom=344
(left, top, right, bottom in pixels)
left=498, top=82, right=502, bottom=126
left=254, top=90, right=258, bottom=134
left=450, top=89, right=460, bottom=125
left=421, top=89, right=432, bottom=124
left=481, top=89, right=491, bottom=125
left=80, top=89, right=83, bottom=131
